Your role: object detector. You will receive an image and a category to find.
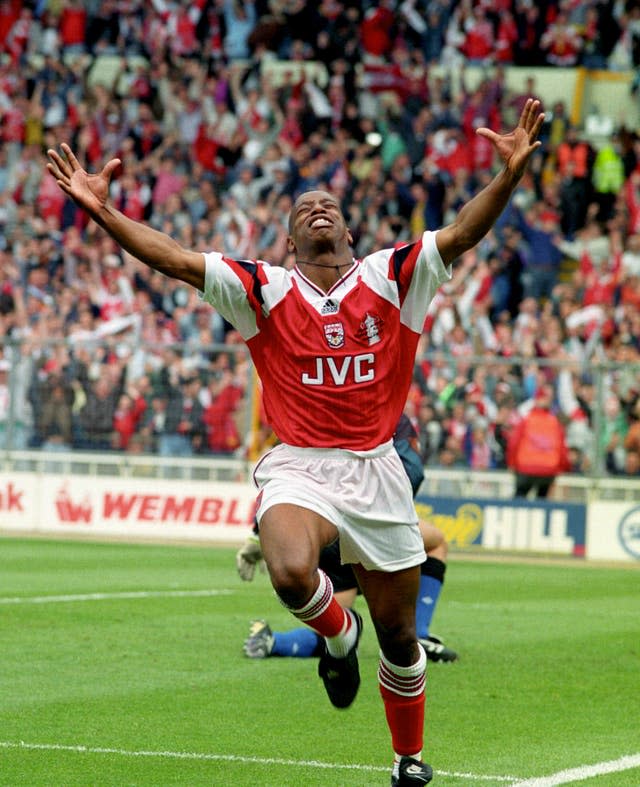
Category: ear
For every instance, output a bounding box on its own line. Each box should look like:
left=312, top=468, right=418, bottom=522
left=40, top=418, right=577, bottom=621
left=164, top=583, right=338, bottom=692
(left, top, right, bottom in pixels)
left=347, top=229, right=354, bottom=247
left=287, top=235, right=296, bottom=254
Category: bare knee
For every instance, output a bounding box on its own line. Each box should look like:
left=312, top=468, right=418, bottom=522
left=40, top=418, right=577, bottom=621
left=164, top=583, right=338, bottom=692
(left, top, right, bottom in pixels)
left=420, top=521, right=448, bottom=560
left=428, top=539, right=448, bottom=562
left=269, top=560, right=317, bottom=609
left=372, top=615, right=420, bottom=666
left=355, top=565, right=422, bottom=666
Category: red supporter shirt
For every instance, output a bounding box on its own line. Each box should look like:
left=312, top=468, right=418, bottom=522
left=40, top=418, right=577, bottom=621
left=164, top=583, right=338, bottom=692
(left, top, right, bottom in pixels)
left=59, top=7, right=86, bottom=47
left=201, top=232, right=450, bottom=450
left=2, top=106, right=24, bottom=143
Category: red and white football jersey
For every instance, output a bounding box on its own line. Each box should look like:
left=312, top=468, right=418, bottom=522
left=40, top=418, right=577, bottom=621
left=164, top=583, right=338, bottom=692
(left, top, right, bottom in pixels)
left=201, top=231, right=449, bottom=449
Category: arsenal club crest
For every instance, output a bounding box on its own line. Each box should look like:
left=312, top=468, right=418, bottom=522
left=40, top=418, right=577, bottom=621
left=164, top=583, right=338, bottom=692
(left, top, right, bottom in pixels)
left=324, top=321, right=345, bottom=348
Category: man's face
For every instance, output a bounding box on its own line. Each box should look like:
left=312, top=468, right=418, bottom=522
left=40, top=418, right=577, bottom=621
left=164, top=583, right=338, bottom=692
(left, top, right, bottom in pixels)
left=287, top=190, right=351, bottom=255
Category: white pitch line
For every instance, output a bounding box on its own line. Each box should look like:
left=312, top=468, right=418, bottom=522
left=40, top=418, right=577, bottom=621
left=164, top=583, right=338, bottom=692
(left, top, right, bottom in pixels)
left=510, top=753, right=640, bottom=786
left=0, top=741, right=520, bottom=781
left=0, top=589, right=233, bottom=605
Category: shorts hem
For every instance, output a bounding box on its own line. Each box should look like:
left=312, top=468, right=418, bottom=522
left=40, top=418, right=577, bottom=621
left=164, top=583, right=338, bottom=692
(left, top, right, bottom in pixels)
left=354, top=549, right=426, bottom=573
left=256, top=496, right=341, bottom=530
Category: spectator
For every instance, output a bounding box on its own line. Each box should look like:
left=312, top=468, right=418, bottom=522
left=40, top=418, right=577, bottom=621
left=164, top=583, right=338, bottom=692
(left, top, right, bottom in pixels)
left=540, top=11, right=583, bottom=67
left=600, top=394, right=629, bottom=474
left=75, top=355, right=126, bottom=450
left=567, top=445, right=589, bottom=474
left=581, top=5, right=615, bottom=70
left=360, top=1, right=396, bottom=60
left=492, top=396, right=520, bottom=469
left=202, top=370, right=244, bottom=455
left=0, top=344, right=33, bottom=449
left=415, top=397, right=443, bottom=464
left=223, top=0, right=257, bottom=62
left=513, top=5, right=545, bottom=67
left=156, top=370, right=205, bottom=457
left=621, top=232, right=640, bottom=278
left=112, top=391, right=146, bottom=450
left=622, top=448, right=640, bottom=476
left=513, top=204, right=565, bottom=302
left=464, top=416, right=495, bottom=470
left=139, top=393, right=169, bottom=453
left=623, top=398, right=640, bottom=458
left=507, top=384, right=570, bottom=499
left=432, top=440, right=465, bottom=496
left=495, top=9, right=518, bottom=64
left=59, top=0, right=87, bottom=55
left=31, top=360, right=75, bottom=449
left=460, top=6, right=494, bottom=65
left=554, top=127, right=595, bottom=236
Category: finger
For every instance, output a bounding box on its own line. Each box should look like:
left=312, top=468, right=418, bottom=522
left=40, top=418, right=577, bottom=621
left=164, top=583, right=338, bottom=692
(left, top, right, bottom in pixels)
left=525, top=100, right=541, bottom=132
left=45, top=161, right=63, bottom=181
left=46, top=163, right=73, bottom=196
left=529, top=112, right=545, bottom=143
left=46, top=168, right=73, bottom=196
left=520, top=98, right=538, bottom=131
left=60, top=142, right=83, bottom=171
left=103, top=158, right=122, bottom=179
left=46, top=160, right=63, bottom=180
left=475, top=127, right=498, bottom=142
left=46, top=149, right=71, bottom=179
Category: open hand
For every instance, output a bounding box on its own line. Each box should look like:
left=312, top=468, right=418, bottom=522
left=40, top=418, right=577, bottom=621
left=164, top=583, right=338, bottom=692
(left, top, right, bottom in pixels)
left=476, top=99, right=544, bottom=179
left=46, top=143, right=122, bottom=217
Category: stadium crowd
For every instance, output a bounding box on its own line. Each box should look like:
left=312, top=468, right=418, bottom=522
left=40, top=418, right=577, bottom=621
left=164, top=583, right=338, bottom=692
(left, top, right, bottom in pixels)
left=1, top=0, right=640, bottom=478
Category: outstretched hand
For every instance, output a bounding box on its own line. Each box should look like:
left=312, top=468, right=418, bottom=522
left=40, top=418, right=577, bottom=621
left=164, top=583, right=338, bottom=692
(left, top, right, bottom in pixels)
left=46, top=143, right=122, bottom=217
left=476, top=99, right=544, bottom=179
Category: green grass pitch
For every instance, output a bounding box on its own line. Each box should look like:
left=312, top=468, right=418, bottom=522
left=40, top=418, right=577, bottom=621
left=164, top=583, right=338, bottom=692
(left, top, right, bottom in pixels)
left=1, top=537, right=638, bottom=786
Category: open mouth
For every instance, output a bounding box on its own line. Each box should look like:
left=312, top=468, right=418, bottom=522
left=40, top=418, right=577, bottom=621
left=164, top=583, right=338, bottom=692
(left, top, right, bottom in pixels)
left=309, top=217, right=332, bottom=229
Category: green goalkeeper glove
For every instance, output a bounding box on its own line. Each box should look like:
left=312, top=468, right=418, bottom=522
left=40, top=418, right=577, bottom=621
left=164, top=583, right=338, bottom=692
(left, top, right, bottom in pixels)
left=236, top=534, right=264, bottom=581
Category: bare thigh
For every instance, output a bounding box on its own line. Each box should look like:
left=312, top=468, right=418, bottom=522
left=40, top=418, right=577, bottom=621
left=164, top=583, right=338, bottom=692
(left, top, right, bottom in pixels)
left=259, top=503, right=339, bottom=608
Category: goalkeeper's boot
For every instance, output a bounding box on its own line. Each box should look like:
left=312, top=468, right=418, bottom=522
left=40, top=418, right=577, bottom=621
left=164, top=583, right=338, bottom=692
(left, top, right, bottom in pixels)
left=391, top=756, right=433, bottom=786
left=418, top=634, right=458, bottom=663
left=317, top=609, right=362, bottom=708
left=243, top=620, right=274, bottom=658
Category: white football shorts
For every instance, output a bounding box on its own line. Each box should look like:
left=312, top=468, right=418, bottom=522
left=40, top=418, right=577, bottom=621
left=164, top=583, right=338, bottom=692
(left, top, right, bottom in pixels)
left=253, top=441, right=425, bottom=572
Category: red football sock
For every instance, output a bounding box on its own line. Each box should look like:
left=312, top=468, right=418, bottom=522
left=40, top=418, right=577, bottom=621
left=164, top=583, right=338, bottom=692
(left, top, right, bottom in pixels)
left=378, top=647, right=427, bottom=756
left=289, top=569, right=349, bottom=639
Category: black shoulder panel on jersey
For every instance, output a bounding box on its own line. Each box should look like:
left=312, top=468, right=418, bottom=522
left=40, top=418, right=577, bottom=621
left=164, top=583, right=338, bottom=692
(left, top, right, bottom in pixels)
left=391, top=242, right=417, bottom=282
left=234, top=259, right=265, bottom=308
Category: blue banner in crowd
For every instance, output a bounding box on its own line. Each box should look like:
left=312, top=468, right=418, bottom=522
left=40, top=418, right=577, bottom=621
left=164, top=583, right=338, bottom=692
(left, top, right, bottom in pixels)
left=414, top=495, right=587, bottom=557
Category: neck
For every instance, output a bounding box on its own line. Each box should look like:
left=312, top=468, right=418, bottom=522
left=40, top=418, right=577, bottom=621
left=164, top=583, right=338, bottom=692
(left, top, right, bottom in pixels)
left=296, top=258, right=352, bottom=273
left=296, top=257, right=353, bottom=293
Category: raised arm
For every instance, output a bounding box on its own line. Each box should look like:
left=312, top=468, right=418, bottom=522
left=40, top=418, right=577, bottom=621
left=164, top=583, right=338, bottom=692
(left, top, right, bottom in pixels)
left=436, top=99, right=544, bottom=266
left=46, top=144, right=206, bottom=290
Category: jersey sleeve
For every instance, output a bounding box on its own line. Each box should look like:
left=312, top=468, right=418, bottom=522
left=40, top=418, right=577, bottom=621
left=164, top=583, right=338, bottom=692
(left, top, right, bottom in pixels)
left=361, top=231, right=451, bottom=335
left=392, top=230, right=451, bottom=333
left=199, top=251, right=268, bottom=340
